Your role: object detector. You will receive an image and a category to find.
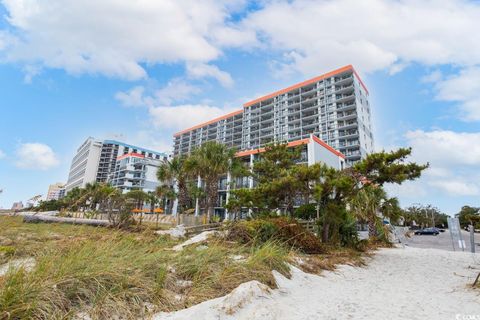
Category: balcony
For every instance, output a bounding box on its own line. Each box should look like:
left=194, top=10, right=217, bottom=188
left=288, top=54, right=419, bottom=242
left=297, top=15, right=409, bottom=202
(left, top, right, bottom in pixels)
left=339, top=140, right=359, bottom=148
left=337, top=121, right=358, bottom=130
left=288, top=108, right=301, bottom=114
left=288, top=116, right=301, bottom=122
left=336, top=102, right=356, bottom=111
left=260, top=130, right=274, bottom=137
left=335, top=83, right=354, bottom=93
left=335, top=93, right=355, bottom=102
left=338, top=130, right=359, bottom=138
left=288, top=124, right=302, bottom=130
left=336, top=111, right=357, bottom=120
left=334, top=75, right=353, bottom=84
left=261, top=116, right=274, bottom=122
left=302, top=110, right=318, bottom=118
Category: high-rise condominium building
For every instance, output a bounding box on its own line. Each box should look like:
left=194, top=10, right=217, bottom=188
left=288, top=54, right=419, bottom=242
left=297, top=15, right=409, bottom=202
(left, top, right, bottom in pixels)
left=46, top=182, right=66, bottom=201
left=65, top=137, right=167, bottom=193
left=173, top=65, right=373, bottom=165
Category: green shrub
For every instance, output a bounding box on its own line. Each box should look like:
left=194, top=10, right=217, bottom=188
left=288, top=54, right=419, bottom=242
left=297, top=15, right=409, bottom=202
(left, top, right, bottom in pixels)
left=294, top=204, right=317, bottom=220
left=0, top=246, right=16, bottom=257
left=338, top=214, right=360, bottom=248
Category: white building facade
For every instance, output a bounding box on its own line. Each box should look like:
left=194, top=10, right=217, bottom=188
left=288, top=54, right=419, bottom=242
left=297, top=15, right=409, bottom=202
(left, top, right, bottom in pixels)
left=173, top=65, right=374, bottom=166
left=65, top=138, right=103, bottom=193
left=65, top=138, right=166, bottom=194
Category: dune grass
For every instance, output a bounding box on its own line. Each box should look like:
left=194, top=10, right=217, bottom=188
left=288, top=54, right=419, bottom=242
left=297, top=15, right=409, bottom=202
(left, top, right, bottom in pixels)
left=0, top=217, right=293, bottom=319
left=0, top=216, right=369, bottom=319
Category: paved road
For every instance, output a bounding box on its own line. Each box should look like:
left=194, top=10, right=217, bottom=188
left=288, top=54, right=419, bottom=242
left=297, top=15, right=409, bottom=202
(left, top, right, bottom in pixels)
left=401, top=229, right=480, bottom=252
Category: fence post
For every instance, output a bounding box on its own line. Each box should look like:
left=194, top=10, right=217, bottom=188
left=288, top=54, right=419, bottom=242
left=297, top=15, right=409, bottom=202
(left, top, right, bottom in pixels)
left=470, top=224, right=476, bottom=253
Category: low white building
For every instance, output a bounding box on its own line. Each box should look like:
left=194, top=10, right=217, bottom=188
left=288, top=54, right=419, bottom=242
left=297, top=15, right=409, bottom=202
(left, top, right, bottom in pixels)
left=171, top=134, right=346, bottom=217
left=109, top=153, right=163, bottom=194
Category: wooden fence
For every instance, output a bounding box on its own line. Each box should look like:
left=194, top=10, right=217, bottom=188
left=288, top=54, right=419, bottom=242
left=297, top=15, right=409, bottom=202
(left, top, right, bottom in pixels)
left=297, top=219, right=316, bottom=233
left=66, top=211, right=177, bottom=225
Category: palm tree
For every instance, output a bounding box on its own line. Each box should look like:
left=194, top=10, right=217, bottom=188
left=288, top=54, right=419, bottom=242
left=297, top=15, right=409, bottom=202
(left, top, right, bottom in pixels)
left=97, top=184, right=118, bottom=212
left=125, top=189, right=148, bottom=210
left=186, top=141, right=235, bottom=222
left=155, top=185, right=177, bottom=226
left=156, top=185, right=176, bottom=214
left=125, top=189, right=148, bottom=224
left=157, top=156, right=190, bottom=214
left=349, top=185, right=387, bottom=237
left=380, top=196, right=402, bottom=225
left=83, top=182, right=99, bottom=210
left=63, top=187, right=83, bottom=211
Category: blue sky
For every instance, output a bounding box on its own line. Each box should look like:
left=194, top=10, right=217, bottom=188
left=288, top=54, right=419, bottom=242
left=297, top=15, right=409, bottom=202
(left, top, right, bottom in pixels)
left=0, top=0, right=479, bottom=215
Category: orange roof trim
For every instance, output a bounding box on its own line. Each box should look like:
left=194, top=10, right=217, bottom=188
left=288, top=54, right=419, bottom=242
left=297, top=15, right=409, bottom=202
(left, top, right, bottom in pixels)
left=311, top=135, right=346, bottom=159
left=235, top=138, right=310, bottom=157
left=174, top=109, right=244, bottom=137
left=243, top=65, right=369, bottom=108
left=117, top=152, right=145, bottom=161
left=235, top=135, right=345, bottom=159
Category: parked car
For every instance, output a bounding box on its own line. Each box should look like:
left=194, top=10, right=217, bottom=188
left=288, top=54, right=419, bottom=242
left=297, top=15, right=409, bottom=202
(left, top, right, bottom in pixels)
left=414, top=228, right=440, bottom=235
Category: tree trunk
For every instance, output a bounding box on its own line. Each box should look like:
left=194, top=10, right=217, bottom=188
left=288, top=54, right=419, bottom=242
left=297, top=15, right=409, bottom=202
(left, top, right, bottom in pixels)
left=368, top=219, right=377, bottom=238
left=286, top=201, right=295, bottom=217
left=178, top=181, right=188, bottom=214
left=322, top=222, right=330, bottom=243
left=205, top=179, right=218, bottom=223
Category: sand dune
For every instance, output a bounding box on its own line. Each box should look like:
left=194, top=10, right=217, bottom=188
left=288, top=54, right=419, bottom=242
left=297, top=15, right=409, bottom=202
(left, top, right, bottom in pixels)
left=154, top=247, right=480, bottom=320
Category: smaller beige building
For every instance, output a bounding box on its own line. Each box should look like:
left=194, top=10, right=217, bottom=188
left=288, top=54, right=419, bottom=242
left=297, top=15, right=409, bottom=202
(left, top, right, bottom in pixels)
left=46, top=182, right=66, bottom=201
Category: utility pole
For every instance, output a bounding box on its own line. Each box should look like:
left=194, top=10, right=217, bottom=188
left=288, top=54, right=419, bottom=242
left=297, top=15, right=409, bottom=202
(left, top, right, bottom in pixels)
left=431, top=208, right=435, bottom=228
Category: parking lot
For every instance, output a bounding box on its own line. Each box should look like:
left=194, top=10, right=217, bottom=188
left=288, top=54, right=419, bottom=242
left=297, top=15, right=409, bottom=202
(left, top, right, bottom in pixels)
left=401, top=229, right=480, bottom=252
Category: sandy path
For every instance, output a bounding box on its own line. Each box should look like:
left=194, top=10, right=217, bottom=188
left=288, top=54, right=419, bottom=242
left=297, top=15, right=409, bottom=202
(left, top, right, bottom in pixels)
left=154, top=247, right=480, bottom=320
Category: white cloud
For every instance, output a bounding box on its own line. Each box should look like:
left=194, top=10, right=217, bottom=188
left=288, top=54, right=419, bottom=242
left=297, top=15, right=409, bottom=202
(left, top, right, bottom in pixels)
left=245, top=0, right=480, bottom=76
left=129, top=130, right=173, bottom=154
left=115, top=79, right=202, bottom=109
left=149, top=104, right=234, bottom=131
left=0, top=149, right=5, bottom=159
left=421, top=70, right=442, bottom=84
left=154, top=79, right=201, bottom=105
left=15, top=143, right=59, bottom=170
left=400, top=130, right=480, bottom=197
left=22, top=64, right=41, bottom=84
left=186, top=62, right=234, bottom=88
left=0, top=0, right=255, bottom=80
left=405, top=130, right=480, bottom=166
left=428, top=180, right=480, bottom=197
left=115, top=86, right=146, bottom=108
left=433, top=67, right=480, bottom=121
left=115, top=80, right=231, bottom=133
left=385, top=181, right=428, bottom=199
